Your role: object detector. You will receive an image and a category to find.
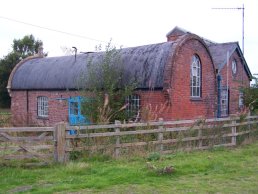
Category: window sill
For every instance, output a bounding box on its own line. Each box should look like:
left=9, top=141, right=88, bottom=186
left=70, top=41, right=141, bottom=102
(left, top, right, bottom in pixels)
left=37, top=116, right=49, bottom=120
left=190, top=97, right=202, bottom=101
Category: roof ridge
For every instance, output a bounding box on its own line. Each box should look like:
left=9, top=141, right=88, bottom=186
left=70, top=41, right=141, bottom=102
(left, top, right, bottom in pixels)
left=208, top=41, right=238, bottom=46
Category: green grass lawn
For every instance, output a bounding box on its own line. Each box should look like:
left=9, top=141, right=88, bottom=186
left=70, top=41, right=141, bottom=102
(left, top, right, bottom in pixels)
left=1, top=141, right=258, bottom=194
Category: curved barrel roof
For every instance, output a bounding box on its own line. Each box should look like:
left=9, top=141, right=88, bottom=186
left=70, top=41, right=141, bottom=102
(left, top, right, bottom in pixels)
left=10, top=42, right=175, bottom=90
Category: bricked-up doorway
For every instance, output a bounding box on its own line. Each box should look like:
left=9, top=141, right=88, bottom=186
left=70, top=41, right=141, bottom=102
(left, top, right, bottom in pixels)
left=68, top=96, right=89, bottom=126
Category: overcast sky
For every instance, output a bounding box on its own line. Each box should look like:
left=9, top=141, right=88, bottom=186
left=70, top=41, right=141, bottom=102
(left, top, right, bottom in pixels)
left=0, top=0, right=257, bottom=74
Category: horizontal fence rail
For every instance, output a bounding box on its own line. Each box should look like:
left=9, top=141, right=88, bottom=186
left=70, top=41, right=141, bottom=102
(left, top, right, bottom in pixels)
left=0, top=116, right=258, bottom=164
left=0, top=126, right=55, bottom=163
left=60, top=115, right=258, bottom=163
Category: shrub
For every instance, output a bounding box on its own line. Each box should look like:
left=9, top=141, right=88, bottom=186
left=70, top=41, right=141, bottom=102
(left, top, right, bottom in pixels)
left=147, top=152, right=161, bottom=161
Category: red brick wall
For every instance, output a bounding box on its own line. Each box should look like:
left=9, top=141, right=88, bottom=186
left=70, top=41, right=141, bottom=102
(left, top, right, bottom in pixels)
left=219, top=51, right=250, bottom=114
left=167, top=36, right=217, bottom=120
left=11, top=89, right=169, bottom=125
left=136, top=90, right=168, bottom=121
left=10, top=90, right=80, bottom=126
left=10, top=35, right=220, bottom=126
left=137, top=36, right=217, bottom=121
left=10, top=91, right=28, bottom=126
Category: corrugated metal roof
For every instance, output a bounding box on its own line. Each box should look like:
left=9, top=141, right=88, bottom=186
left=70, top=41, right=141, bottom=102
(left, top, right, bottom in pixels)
left=11, top=42, right=175, bottom=90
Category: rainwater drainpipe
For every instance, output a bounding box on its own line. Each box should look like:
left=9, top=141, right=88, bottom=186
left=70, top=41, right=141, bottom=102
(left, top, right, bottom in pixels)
left=217, top=73, right=221, bottom=118
left=26, top=90, right=29, bottom=125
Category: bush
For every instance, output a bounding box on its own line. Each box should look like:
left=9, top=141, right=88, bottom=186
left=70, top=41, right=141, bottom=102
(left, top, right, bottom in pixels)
left=147, top=152, right=161, bottom=161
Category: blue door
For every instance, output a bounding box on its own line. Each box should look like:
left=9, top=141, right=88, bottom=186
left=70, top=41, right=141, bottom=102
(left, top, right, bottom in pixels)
left=68, top=96, right=90, bottom=125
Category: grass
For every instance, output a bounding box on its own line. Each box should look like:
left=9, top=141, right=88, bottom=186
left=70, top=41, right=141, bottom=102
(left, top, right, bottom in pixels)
left=0, top=108, right=11, bottom=127
left=0, top=141, right=258, bottom=193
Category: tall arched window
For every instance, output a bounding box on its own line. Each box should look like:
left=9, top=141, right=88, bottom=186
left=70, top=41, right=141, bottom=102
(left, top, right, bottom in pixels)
left=190, top=55, right=201, bottom=97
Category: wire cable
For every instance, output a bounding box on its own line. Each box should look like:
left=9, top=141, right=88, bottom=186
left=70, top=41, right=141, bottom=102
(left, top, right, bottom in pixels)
left=0, top=15, right=113, bottom=44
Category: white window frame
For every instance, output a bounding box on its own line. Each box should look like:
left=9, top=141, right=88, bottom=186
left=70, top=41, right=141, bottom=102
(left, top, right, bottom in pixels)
left=191, top=55, right=201, bottom=97
left=220, top=88, right=229, bottom=117
left=232, top=60, right=237, bottom=75
left=239, top=91, right=244, bottom=108
left=37, top=96, right=48, bottom=117
left=126, top=94, right=140, bottom=117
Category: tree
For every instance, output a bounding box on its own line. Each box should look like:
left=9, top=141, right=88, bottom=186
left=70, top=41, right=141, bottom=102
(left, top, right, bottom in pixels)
left=80, top=42, right=136, bottom=124
left=243, top=75, right=258, bottom=114
left=0, top=35, right=45, bottom=108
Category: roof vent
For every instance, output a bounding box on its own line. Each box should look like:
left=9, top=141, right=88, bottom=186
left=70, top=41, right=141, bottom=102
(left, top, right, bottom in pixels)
left=72, top=47, right=77, bottom=61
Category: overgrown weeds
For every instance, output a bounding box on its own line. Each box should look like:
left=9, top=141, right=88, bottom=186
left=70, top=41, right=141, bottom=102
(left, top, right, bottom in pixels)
left=0, top=111, right=11, bottom=127
left=67, top=116, right=258, bottom=160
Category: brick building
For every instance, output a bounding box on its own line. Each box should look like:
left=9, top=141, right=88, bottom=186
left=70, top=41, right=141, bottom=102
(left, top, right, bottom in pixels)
left=7, top=27, right=252, bottom=126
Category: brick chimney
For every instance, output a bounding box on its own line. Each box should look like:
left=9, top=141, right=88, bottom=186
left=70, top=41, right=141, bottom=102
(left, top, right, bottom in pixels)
left=166, top=26, right=188, bottom=42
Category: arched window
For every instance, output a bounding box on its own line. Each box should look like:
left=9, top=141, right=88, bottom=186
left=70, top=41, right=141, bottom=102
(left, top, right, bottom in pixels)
left=126, top=94, right=140, bottom=117
left=37, top=96, right=48, bottom=117
left=191, top=55, right=201, bottom=97
left=232, top=60, right=237, bottom=75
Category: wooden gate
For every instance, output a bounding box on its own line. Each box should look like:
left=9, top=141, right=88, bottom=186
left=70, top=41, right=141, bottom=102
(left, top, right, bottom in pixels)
left=0, top=127, right=54, bottom=163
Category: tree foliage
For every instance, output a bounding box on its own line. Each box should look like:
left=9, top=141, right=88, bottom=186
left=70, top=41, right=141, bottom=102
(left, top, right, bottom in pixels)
left=80, top=42, right=136, bottom=124
left=0, top=35, right=45, bottom=108
left=243, top=75, right=258, bottom=114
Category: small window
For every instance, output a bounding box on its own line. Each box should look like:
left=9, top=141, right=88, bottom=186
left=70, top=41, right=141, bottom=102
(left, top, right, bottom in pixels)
left=232, top=60, right=237, bottom=75
left=220, top=89, right=229, bottom=117
left=191, top=55, right=201, bottom=97
left=37, top=96, right=48, bottom=117
left=126, top=95, right=140, bottom=117
left=239, top=91, right=244, bottom=108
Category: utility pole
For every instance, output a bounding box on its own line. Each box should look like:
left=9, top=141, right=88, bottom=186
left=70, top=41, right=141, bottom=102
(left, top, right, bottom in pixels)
left=212, top=4, right=245, bottom=55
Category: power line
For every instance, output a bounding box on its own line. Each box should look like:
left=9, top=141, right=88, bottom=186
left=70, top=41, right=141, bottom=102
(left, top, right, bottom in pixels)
left=0, top=15, right=114, bottom=45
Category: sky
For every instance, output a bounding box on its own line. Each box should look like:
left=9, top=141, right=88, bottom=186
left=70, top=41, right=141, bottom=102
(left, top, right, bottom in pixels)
left=0, top=0, right=257, bottom=75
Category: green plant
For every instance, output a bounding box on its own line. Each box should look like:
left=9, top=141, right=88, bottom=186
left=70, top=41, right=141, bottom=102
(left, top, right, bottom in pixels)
left=243, top=75, right=258, bottom=114
left=69, top=151, right=83, bottom=161
left=0, top=112, right=11, bottom=127
left=81, top=153, right=112, bottom=162
left=79, top=41, right=136, bottom=124
left=147, top=152, right=161, bottom=161
left=0, top=35, right=46, bottom=108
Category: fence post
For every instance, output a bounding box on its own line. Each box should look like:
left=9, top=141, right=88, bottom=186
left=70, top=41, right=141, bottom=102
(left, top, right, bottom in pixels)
left=247, top=114, right=251, bottom=131
left=65, top=123, right=71, bottom=162
left=231, top=119, right=237, bottom=146
left=158, top=118, right=164, bottom=153
left=198, top=127, right=203, bottom=148
left=54, top=122, right=67, bottom=163
left=115, top=120, right=121, bottom=158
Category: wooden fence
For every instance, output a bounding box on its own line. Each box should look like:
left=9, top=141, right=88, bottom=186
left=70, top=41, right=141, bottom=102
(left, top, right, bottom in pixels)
left=0, top=126, right=54, bottom=163
left=0, top=116, right=258, bottom=164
